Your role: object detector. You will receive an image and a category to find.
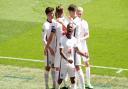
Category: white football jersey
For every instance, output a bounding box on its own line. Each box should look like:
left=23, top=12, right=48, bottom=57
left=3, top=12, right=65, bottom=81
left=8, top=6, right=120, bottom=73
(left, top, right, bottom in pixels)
left=79, top=19, right=89, bottom=43
left=42, top=19, right=57, bottom=49
left=64, top=16, right=82, bottom=39
left=80, top=19, right=89, bottom=37
left=60, top=35, right=78, bottom=66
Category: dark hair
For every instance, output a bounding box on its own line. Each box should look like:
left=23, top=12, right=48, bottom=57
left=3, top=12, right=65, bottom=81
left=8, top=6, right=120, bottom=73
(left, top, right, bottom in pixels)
left=55, top=5, right=64, bottom=18
left=45, top=7, right=54, bottom=15
left=68, top=4, right=77, bottom=11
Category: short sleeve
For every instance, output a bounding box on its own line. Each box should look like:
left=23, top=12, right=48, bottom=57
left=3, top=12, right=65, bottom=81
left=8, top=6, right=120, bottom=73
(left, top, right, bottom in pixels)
left=74, top=38, right=79, bottom=48
left=59, top=37, right=64, bottom=48
left=42, top=24, right=47, bottom=44
left=51, top=22, right=57, bottom=33
left=51, top=25, right=56, bottom=33
left=82, top=20, right=89, bottom=33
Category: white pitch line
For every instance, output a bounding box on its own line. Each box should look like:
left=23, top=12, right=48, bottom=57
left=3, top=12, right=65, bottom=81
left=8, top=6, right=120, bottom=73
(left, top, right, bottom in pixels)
left=90, top=65, right=128, bottom=73
left=0, top=56, right=44, bottom=63
left=90, top=65, right=128, bottom=71
left=116, top=69, right=123, bottom=74
left=0, top=56, right=128, bottom=72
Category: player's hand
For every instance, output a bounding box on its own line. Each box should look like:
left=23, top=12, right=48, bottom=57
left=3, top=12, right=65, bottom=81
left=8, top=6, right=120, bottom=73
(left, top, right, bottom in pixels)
left=45, top=66, right=50, bottom=71
left=78, top=38, right=83, bottom=42
left=49, top=47, right=55, bottom=56
left=84, top=52, right=89, bottom=58
left=57, top=19, right=62, bottom=24
left=68, top=59, right=73, bottom=64
left=44, top=46, right=48, bottom=55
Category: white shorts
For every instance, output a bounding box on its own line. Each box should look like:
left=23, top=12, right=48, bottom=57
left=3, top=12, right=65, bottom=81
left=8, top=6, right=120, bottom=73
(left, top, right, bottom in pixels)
left=80, top=43, right=90, bottom=62
left=75, top=42, right=89, bottom=65
left=54, top=48, right=61, bottom=68
left=74, top=53, right=81, bottom=65
left=59, top=64, right=75, bottom=79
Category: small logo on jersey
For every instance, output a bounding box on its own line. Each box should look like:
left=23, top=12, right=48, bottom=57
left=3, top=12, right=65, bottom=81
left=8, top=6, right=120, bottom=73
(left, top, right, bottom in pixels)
left=68, top=48, right=72, bottom=53
left=51, top=26, right=56, bottom=32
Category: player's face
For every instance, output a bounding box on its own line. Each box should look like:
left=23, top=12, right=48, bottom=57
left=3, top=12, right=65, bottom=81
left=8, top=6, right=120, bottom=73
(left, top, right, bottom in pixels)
left=69, top=11, right=75, bottom=17
left=47, top=11, right=54, bottom=20
left=77, top=11, right=83, bottom=18
left=67, top=24, right=73, bottom=36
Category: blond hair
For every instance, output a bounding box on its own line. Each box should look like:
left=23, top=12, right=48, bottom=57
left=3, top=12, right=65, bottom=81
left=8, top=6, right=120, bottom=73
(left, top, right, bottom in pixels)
left=77, top=7, right=84, bottom=12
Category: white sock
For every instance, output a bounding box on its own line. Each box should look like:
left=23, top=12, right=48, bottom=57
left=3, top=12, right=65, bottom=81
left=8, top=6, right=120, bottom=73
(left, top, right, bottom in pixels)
left=55, top=70, right=59, bottom=82
left=63, top=74, right=68, bottom=87
left=55, top=70, right=59, bottom=88
left=71, top=83, right=76, bottom=89
left=86, top=67, right=90, bottom=84
left=77, top=69, right=85, bottom=89
left=44, top=70, right=49, bottom=88
left=75, top=72, right=79, bottom=88
left=56, top=83, right=60, bottom=89
left=63, top=80, right=67, bottom=87
left=51, top=68, right=56, bottom=88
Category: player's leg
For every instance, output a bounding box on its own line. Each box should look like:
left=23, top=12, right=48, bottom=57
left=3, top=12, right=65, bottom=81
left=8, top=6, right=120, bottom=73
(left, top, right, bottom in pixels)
left=84, top=59, right=93, bottom=89
left=62, top=74, right=68, bottom=88
left=75, top=55, right=85, bottom=89
left=54, top=51, right=61, bottom=88
left=70, top=77, right=76, bottom=89
left=69, top=65, right=76, bottom=89
left=55, top=67, right=59, bottom=87
left=44, top=50, right=51, bottom=89
left=50, top=54, right=56, bottom=88
left=81, top=43, right=93, bottom=89
left=51, top=65, right=56, bottom=88
left=44, top=66, right=50, bottom=89
left=56, top=67, right=67, bottom=89
left=75, top=65, right=85, bottom=89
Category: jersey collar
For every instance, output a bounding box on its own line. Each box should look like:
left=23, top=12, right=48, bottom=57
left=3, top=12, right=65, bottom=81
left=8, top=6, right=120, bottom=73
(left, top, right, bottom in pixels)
left=47, top=19, right=52, bottom=23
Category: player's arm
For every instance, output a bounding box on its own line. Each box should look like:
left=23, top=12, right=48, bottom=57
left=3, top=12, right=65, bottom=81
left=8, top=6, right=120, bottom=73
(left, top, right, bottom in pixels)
left=45, top=32, right=55, bottom=56
left=57, top=19, right=67, bottom=30
left=46, top=32, right=55, bottom=48
left=60, top=48, right=73, bottom=64
left=44, top=26, right=56, bottom=56
left=79, top=21, right=89, bottom=40
left=60, top=48, right=68, bottom=61
left=42, top=25, right=47, bottom=45
left=74, top=47, right=89, bottom=58
left=79, top=32, right=89, bottom=40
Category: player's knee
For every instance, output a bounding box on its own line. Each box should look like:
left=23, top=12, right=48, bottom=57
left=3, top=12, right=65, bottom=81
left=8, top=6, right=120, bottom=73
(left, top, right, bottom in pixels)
left=55, top=67, right=60, bottom=71
left=85, top=61, right=90, bottom=67
left=51, top=64, right=54, bottom=68
left=45, top=66, right=50, bottom=71
left=70, top=77, right=75, bottom=84
left=75, top=65, right=80, bottom=71
left=58, top=79, right=63, bottom=84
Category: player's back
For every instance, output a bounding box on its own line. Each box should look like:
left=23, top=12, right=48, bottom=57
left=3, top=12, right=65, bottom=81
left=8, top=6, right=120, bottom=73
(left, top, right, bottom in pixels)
left=64, top=16, right=82, bottom=38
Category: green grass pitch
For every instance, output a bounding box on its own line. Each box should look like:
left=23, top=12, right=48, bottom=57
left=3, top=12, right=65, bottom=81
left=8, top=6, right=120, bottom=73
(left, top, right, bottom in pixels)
left=0, top=0, right=128, bottom=88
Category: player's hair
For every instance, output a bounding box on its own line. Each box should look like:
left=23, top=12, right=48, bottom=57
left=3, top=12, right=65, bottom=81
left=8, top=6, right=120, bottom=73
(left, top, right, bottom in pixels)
left=77, top=7, right=84, bottom=12
left=68, top=4, right=77, bottom=11
left=45, top=7, right=54, bottom=15
left=55, top=5, right=64, bottom=18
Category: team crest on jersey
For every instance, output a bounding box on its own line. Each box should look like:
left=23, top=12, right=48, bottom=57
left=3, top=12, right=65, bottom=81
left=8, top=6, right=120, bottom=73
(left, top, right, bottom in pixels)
left=51, top=26, right=56, bottom=32
left=67, top=48, right=72, bottom=53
